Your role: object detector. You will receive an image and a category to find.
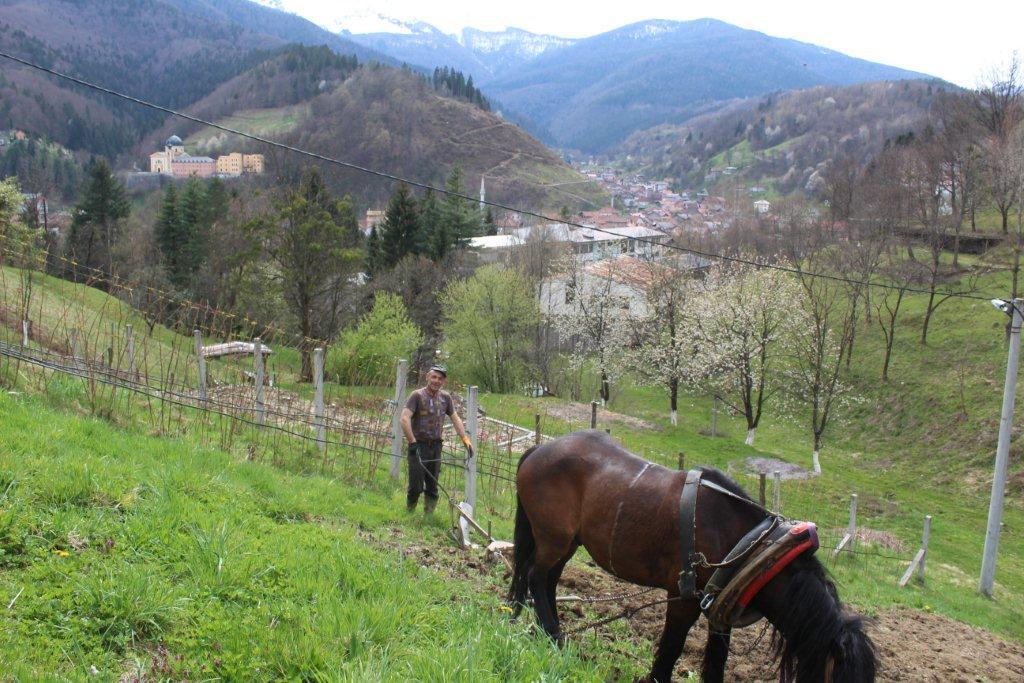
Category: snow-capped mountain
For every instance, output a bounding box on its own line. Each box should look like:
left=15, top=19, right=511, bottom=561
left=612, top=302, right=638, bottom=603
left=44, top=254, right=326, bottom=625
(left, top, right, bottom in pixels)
left=248, top=2, right=570, bottom=81
left=460, top=27, right=575, bottom=74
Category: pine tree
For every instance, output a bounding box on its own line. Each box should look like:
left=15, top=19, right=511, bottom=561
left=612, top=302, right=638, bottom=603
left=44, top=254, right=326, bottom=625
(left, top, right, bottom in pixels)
left=441, top=167, right=481, bottom=246
left=155, top=183, right=186, bottom=286
left=336, top=194, right=363, bottom=249
left=420, top=188, right=449, bottom=261
left=377, top=182, right=422, bottom=269
left=178, top=177, right=208, bottom=287
left=67, top=159, right=129, bottom=277
left=484, top=206, right=496, bottom=236
left=366, top=225, right=383, bottom=275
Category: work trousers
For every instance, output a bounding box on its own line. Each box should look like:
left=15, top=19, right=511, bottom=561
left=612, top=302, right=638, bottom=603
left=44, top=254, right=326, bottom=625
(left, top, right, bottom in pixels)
left=407, top=440, right=442, bottom=508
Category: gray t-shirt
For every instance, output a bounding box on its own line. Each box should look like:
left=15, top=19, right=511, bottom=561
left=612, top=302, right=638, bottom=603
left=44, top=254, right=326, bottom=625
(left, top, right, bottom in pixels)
left=405, top=387, right=454, bottom=442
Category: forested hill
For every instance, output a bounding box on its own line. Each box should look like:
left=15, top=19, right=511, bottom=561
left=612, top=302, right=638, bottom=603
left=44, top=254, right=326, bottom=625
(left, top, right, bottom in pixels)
left=144, top=49, right=604, bottom=210
left=614, top=79, right=949, bottom=194
left=0, top=0, right=390, bottom=158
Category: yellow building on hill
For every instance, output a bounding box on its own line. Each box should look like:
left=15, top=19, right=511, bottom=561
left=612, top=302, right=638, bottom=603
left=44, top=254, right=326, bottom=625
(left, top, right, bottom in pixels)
left=149, top=135, right=264, bottom=177
left=215, top=152, right=265, bottom=176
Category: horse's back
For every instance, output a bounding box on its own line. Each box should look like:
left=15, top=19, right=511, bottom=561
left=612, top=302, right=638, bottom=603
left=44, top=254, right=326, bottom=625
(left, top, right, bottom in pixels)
left=516, top=431, right=684, bottom=587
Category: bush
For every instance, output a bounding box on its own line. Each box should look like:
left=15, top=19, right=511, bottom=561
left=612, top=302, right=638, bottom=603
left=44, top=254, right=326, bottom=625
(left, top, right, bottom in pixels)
left=328, top=292, right=422, bottom=385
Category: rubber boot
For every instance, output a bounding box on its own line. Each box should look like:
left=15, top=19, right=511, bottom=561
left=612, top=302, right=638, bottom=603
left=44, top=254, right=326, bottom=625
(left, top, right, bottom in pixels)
left=423, top=497, right=437, bottom=515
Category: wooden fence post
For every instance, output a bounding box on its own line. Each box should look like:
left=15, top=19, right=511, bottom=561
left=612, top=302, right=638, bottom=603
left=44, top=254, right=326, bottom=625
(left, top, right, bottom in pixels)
left=389, top=359, right=408, bottom=479
left=534, top=413, right=541, bottom=445
left=194, top=330, right=207, bottom=402
left=758, top=473, right=767, bottom=506
left=313, top=348, right=326, bottom=454
left=591, top=400, right=598, bottom=429
left=108, top=322, right=115, bottom=367
left=465, top=386, right=479, bottom=512
left=772, top=470, right=781, bottom=513
left=21, top=319, right=29, bottom=347
left=70, top=328, right=81, bottom=368
left=919, top=514, right=931, bottom=581
left=125, top=325, right=135, bottom=378
left=711, top=395, right=719, bottom=437
left=900, top=514, right=932, bottom=587
left=253, top=337, right=265, bottom=425
left=677, top=452, right=685, bottom=471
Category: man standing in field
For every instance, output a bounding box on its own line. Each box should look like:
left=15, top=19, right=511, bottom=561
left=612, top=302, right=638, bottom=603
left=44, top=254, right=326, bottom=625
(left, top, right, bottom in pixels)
left=399, top=365, right=473, bottom=514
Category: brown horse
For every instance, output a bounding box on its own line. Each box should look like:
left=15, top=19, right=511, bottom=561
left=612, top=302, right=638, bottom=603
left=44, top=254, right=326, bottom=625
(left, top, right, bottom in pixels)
left=508, top=431, right=876, bottom=682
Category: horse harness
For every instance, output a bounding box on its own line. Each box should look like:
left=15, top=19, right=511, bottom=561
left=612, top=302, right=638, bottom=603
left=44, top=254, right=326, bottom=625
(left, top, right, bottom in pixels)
left=678, top=469, right=819, bottom=631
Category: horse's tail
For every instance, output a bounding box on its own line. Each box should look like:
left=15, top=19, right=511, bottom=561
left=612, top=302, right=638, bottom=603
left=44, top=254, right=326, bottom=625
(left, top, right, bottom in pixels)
left=507, top=445, right=539, bottom=618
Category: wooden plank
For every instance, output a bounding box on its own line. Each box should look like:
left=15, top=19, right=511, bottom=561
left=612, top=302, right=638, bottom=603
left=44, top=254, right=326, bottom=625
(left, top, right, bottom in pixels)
left=899, top=548, right=927, bottom=587
left=831, top=533, right=852, bottom=558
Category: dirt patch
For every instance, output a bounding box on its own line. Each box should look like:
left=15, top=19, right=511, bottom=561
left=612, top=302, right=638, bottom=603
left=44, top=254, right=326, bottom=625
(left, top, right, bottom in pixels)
left=544, top=402, right=661, bottom=431
left=854, top=528, right=907, bottom=553
left=363, top=528, right=1024, bottom=681
left=738, top=457, right=812, bottom=480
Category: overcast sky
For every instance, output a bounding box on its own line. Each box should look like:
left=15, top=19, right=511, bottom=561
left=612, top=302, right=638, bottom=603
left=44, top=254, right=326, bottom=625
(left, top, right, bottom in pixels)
left=287, top=0, right=1022, bottom=88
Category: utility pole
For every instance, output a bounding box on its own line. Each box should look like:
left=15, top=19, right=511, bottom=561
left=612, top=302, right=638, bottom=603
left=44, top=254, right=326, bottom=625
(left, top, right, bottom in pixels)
left=980, top=298, right=1022, bottom=597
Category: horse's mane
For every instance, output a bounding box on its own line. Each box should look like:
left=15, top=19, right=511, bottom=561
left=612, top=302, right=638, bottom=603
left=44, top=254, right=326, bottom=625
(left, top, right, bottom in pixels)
left=697, top=466, right=754, bottom=501
left=770, top=555, right=876, bottom=682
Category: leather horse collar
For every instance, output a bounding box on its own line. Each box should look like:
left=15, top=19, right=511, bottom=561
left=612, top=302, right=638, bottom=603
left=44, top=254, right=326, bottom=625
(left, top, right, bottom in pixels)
left=677, top=469, right=819, bottom=631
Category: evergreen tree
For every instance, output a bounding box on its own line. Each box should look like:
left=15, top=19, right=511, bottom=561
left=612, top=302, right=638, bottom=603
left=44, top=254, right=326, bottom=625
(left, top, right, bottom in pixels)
left=366, top=225, right=384, bottom=275
left=440, top=167, right=481, bottom=246
left=178, top=177, right=209, bottom=287
left=377, top=182, right=422, bottom=269
left=258, top=168, right=361, bottom=380
left=337, top=194, right=363, bottom=249
left=67, top=159, right=129, bottom=277
left=205, top=177, right=230, bottom=226
left=155, top=183, right=186, bottom=287
left=484, top=206, right=496, bottom=236
left=420, top=188, right=450, bottom=261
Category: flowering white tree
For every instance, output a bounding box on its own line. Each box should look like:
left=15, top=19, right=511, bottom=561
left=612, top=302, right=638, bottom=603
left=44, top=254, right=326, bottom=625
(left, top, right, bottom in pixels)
left=685, top=260, right=804, bottom=446
left=631, top=261, right=696, bottom=425
left=553, top=257, right=632, bottom=404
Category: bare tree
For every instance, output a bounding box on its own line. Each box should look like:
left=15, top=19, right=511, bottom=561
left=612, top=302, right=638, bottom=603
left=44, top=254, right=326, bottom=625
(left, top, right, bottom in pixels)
left=976, top=54, right=1024, bottom=234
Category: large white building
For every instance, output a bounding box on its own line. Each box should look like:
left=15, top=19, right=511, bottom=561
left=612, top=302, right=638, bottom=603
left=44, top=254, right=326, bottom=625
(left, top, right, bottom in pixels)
left=469, top=223, right=669, bottom=263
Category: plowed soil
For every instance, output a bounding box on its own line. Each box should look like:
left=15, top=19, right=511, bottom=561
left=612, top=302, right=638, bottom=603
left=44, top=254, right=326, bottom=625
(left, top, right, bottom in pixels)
left=372, top=526, right=1024, bottom=682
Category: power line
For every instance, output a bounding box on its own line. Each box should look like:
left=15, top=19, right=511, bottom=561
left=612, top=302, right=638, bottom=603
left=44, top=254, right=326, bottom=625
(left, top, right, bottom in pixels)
left=0, top=49, right=1000, bottom=303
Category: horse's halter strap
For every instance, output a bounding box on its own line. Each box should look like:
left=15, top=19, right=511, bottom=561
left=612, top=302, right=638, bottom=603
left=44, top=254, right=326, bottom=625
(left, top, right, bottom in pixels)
left=677, top=468, right=819, bottom=630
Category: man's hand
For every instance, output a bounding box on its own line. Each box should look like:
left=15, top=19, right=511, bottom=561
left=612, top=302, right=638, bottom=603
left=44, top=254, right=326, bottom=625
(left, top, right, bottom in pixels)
left=461, top=434, right=474, bottom=456
left=409, top=442, right=421, bottom=460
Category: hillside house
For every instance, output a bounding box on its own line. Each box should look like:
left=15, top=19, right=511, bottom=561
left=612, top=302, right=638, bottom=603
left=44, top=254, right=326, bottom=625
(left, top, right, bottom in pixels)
left=539, top=253, right=709, bottom=319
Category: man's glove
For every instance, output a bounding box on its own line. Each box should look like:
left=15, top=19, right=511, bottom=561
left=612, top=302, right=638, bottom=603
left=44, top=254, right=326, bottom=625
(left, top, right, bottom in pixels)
left=461, top=434, right=474, bottom=456
left=409, top=442, right=421, bottom=460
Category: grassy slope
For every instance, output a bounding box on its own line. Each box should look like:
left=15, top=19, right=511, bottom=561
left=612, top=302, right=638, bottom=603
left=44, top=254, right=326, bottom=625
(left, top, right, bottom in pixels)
left=0, top=389, right=617, bottom=680
left=3, top=255, right=1024, bottom=677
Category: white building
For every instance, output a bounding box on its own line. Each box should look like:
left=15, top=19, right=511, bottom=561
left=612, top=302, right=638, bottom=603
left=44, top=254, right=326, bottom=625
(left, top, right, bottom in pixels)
left=469, top=222, right=669, bottom=263
left=539, top=253, right=708, bottom=319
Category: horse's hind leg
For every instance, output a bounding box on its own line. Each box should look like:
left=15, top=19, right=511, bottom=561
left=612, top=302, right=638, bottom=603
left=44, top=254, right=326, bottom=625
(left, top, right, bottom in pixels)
left=648, top=598, right=699, bottom=683
left=540, top=546, right=577, bottom=640
left=701, top=627, right=732, bottom=683
left=529, top=537, right=576, bottom=641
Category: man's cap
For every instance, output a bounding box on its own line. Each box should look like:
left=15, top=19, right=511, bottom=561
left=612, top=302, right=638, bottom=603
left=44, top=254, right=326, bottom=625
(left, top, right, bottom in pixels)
left=428, top=364, right=447, bottom=377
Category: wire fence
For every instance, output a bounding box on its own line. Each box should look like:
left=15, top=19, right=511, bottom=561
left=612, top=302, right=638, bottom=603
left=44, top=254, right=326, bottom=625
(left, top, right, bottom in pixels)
left=0, top=244, right=929, bottom=586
